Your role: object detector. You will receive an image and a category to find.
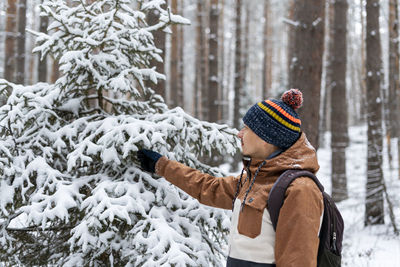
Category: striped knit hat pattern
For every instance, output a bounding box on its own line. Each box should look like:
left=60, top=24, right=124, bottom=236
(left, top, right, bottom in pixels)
left=243, top=89, right=303, bottom=149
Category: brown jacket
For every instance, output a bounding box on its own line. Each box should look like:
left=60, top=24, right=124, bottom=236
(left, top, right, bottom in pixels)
left=156, top=133, right=323, bottom=267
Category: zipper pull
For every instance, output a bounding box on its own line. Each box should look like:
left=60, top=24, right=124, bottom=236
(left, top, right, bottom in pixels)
left=332, top=231, right=337, bottom=252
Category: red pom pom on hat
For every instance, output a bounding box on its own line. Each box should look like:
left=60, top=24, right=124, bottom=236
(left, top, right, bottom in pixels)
left=281, top=89, right=303, bottom=110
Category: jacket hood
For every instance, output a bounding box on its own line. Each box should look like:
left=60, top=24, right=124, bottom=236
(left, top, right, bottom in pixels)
left=243, top=132, right=319, bottom=182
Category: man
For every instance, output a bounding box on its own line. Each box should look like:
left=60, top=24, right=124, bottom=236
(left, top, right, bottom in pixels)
left=138, top=89, right=323, bottom=267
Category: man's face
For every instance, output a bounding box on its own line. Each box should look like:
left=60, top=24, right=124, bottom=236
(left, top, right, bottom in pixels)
left=237, top=125, right=278, bottom=160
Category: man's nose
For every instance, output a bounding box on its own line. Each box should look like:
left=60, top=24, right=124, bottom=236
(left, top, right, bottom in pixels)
left=237, top=129, right=243, bottom=138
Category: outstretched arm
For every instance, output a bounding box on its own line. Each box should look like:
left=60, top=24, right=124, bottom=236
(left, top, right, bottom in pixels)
left=156, top=156, right=238, bottom=210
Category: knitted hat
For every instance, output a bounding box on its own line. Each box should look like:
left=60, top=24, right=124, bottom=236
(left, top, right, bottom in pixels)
left=243, top=89, right=303, bottom=149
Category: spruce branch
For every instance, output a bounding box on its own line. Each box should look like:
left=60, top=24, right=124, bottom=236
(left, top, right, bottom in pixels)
left=6, top=224, right=74, bottom=232
left=79, top=0, right=96, bottom=17
left=1, top=211, right=24, bottom=231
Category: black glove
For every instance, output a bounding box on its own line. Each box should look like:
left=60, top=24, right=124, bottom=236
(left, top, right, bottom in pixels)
left=137, top=149, right=162, bottom=173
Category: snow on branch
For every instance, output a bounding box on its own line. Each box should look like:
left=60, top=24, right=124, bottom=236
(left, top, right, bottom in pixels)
left=282, top=17, right=301, bottom=27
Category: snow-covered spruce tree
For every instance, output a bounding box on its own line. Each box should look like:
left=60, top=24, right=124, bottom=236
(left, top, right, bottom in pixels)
left=0, top=0, right=239, bottom=265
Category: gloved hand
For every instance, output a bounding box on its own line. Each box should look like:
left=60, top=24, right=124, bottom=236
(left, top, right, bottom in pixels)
left=137, top=149, right=162, bottom=173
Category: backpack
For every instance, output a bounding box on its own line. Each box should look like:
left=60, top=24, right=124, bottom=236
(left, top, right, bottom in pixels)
left=267, top=170, right=344, bottom=267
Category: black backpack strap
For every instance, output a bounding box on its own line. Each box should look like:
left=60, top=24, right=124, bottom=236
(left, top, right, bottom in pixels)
left=267, top=169, right=324, bottom=231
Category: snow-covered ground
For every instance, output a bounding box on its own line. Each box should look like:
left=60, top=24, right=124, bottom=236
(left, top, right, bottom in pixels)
left=318, top=126, right=400, bottom=267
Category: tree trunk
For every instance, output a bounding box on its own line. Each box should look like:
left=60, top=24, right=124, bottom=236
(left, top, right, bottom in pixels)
left=195, top=0, right=204, bottom=118
left=201, top=2, right=210, bottom=120
left=16, top=0, right=27, bottom=85
left=218, top=0, right=226, bottom=122
left=28, top=0, right=36, bottom=84
left=360, top=0, right=368, bottom=122
left=330, top=0, right=349, bottom=202
left=388, top=0, right=400, bottom=180
left=365, top=0, right=384, bottom=226
left=38, top=0, right=49, bottom=82
left=3, top=0, right=17, bottom=84
left=233, top=0, right=243, bottom=130
left=231, top=0, right=243, bottom=171
left=388, top=0, right=399, bottom=175
left=347, top=2, right=363, bottom=126
left=178, top=0, right=185, bottom=109
left=262, top=0, right=272, bottom=99
left=320, top=0, right=334, bottom=140
left=208, top=0, right=220, bottom=122
left=243, top=4, right=250, bottom=94
left=319, top=0, right=331, bottom=148
left=288, top=0, right=325, bottom=149
left=286, top=0, right=296, bottom=77
left=169, top=0, right=183, bottom=108
left=195, top=0, right=208, bottom=119
left=146, top=4, right=167, bottom=99
left=266, top=15, right=273, bottom=98
left=51, top=58, right=60, bottom=83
